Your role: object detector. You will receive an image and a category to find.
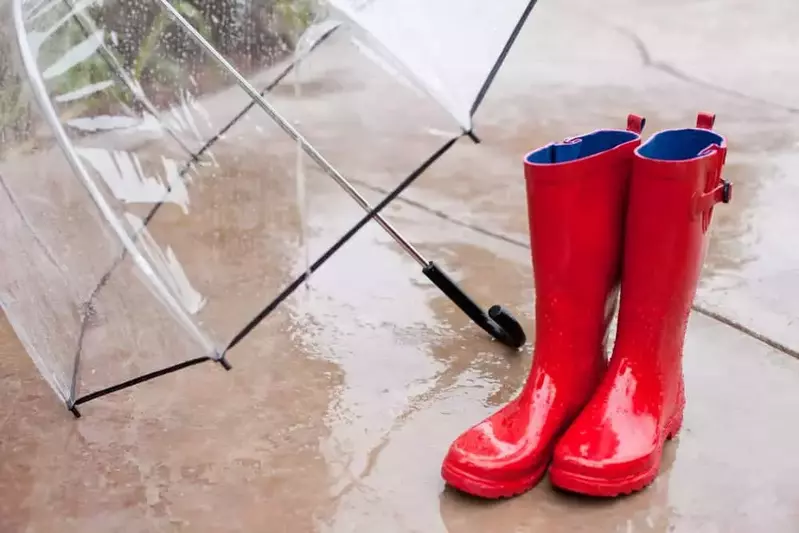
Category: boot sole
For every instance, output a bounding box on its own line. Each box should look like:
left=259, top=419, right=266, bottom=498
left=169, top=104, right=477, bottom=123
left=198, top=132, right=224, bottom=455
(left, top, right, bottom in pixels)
left=441, top=459, right=549, bottom=499
left=549, top=412, right=683, bottom=498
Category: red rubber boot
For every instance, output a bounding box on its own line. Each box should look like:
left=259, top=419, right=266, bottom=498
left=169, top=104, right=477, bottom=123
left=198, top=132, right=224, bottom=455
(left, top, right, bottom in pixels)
left=440, top=115, right=646, bottom=499
left=549, top=113, right=733, bottom=497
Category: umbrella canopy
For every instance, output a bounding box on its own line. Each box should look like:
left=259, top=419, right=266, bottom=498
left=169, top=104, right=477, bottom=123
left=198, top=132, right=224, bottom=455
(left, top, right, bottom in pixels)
left=0, top=0, right=537, bottom=415
left=325, top=0, right=536, bottom=131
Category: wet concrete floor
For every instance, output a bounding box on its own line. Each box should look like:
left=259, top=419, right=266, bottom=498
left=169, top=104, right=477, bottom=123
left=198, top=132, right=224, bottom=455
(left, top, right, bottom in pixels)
left=2, top=0, right=799, bottom=531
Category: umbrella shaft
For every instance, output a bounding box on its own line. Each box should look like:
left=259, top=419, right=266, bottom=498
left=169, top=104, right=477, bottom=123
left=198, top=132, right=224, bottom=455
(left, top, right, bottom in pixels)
left=153, top=0, right=428, bottom=268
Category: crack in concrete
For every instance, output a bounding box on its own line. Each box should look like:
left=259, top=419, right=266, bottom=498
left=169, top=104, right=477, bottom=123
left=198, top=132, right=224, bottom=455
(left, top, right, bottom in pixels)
left=691, top=304, right=799, bottom=359
left=351, top=178, right=529, bottom=249
left=607, top=22, right=799, bottom=115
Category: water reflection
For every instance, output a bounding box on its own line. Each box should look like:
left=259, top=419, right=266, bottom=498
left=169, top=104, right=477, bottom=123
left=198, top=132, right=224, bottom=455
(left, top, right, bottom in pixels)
left=296, top=217, right=535, bottom=531
left=439, top=442, right=678, bottom=533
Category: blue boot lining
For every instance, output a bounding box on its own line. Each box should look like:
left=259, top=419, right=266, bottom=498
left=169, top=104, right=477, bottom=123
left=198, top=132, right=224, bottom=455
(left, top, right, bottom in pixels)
left=526, top=130, right=639, bottom=164
left=637, top=129, right=724, bottom=161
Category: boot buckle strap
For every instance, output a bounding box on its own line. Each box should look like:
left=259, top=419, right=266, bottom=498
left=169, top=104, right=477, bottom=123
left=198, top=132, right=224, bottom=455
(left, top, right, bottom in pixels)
left=720, top=179, right=732, bottom=203
left=693, top=179, right=733, bottom=217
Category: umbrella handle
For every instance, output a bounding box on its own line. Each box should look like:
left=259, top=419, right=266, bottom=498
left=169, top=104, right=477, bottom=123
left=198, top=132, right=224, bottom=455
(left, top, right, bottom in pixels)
left=422, top=262, right=527, bottom=349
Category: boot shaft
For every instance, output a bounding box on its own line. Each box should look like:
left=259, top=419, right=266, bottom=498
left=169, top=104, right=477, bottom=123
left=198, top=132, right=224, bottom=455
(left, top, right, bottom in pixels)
left=616, top=113, right=732, bottom=370
left=523, top=115, right=644, bottom=355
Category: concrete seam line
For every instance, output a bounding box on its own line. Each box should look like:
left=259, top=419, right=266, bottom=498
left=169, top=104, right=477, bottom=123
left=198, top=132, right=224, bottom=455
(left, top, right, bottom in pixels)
left=356, top=180, right=799, bottom=361
left=691, top=305, right=799, bottom=360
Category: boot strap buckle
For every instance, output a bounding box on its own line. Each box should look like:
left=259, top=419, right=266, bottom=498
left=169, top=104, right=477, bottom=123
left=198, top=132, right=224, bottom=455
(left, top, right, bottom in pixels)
left=693, top=179, right=733, bottom=218
left=720, top=180, right=732, bottom=203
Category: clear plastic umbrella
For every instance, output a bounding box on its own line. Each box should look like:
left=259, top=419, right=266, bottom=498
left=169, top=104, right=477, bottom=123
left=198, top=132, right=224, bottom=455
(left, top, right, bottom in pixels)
left=0, top=0, right=538, bottom=416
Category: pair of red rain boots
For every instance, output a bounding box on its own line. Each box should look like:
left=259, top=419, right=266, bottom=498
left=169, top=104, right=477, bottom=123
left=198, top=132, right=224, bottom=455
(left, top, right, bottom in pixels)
left=441, top=113, right=732, bottom=498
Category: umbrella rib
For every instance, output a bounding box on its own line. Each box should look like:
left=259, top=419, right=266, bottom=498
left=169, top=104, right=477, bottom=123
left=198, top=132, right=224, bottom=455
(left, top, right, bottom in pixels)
left=469, top=0, right=540, bottom=118
left=71, top=355, right=212, bottom=412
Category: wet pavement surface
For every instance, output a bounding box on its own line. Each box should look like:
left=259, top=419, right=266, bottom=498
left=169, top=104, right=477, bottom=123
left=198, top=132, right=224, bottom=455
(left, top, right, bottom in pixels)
left=2, top=0, right=799, bottom=531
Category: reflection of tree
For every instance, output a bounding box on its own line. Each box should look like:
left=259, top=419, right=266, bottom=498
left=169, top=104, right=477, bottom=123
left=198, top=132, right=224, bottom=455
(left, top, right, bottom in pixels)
left=79, top=0, right=315, bottom=96
left=191, top=0, right=315, bottom=62
left=0, top=4, right=35, bottom=154
left=0, top=0, right=317, bottom=145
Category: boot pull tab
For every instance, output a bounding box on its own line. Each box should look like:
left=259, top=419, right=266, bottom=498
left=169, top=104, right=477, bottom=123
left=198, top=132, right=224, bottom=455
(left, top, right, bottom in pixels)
left=696, top=112, right=716, bottom=130
left=626, top=114, right=646, bottom=134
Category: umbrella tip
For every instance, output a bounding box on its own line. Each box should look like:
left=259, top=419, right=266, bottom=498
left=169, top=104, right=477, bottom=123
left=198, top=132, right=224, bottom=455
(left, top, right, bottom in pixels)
left=217, top=355, right=233, bottom=371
